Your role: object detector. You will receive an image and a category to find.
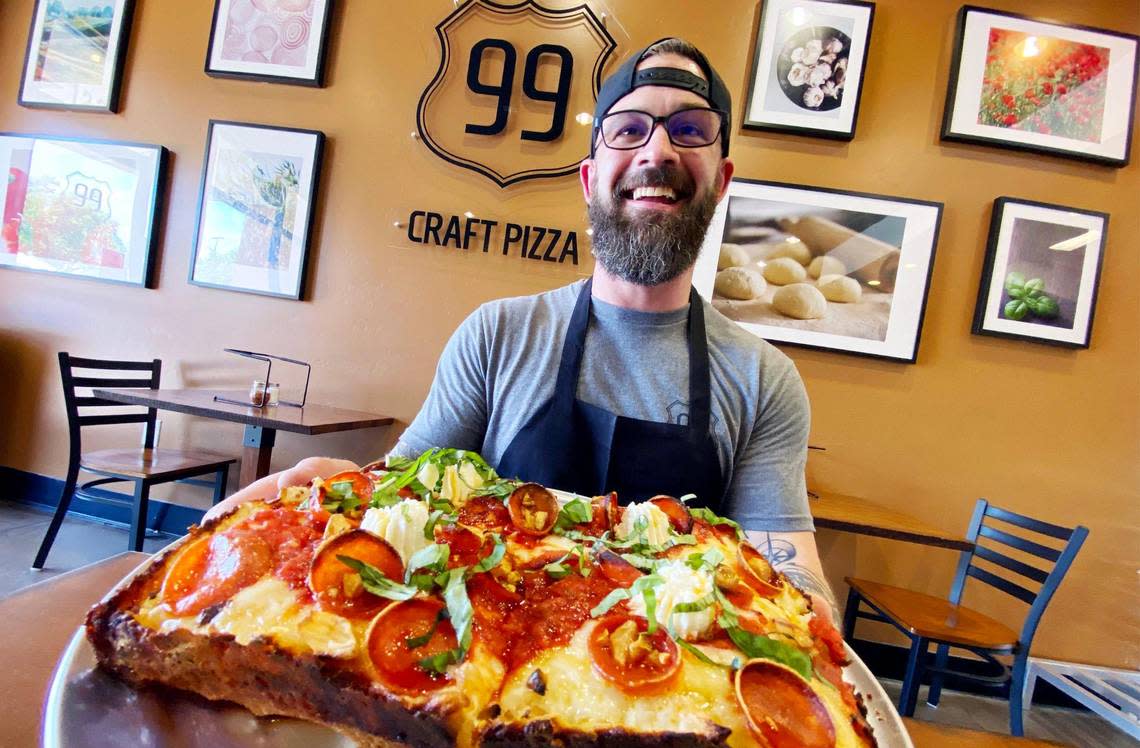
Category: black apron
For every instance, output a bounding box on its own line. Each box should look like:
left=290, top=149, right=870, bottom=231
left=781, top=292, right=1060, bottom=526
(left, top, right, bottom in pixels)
left=495, top=279, right=727, bottom=510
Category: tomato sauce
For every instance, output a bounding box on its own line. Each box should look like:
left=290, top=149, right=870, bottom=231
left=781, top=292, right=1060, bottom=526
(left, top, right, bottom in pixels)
left=457, top=496, right=510, bottom=531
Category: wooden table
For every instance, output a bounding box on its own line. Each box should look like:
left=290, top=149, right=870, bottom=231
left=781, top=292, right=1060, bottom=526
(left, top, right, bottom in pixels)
left=810, top=490, right=974, bottom=551
left=903, top=718, right=1067, bottom=747
left=1, top=552, right=147, bottom=747
left=92, top=388, right=394, bottom=487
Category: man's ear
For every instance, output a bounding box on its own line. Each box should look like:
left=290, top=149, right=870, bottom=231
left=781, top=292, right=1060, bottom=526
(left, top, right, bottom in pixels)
left=716, top=158, right=735, bottom=201
left=579, top=158, right=595, bottom=200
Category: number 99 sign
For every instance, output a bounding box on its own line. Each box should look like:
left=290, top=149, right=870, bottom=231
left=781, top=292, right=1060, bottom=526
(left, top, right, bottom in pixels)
left=417, top=1, right=616, bottom=188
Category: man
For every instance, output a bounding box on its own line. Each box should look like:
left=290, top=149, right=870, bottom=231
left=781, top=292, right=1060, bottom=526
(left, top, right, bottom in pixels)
left=208, top=38, right=836, bottom=620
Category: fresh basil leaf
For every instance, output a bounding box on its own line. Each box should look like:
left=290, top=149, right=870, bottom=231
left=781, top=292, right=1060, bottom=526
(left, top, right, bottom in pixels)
left=678, top=493, right=697, bottom=504
left=718, top=615, right=812, bottom=679
left=671, top=592, right=716, bottom=614
left=384, top=454, right=415, bottom=471
left=405, top=609, right=445, bottom=650
left=472, top=533, right=506, bottom=574
left=641, top=584, right=658, bottom=634
left=553, top=498, right=593, bottom=531
left=336, top=555, right=418, bottom=601
left=543, top=561, right=572, bottom=579
left=677, top=639, right=735, bottom=669
left=419, top=648, right=461, bottom=675
left=409, top=572, right=437, bottom=591
left=575, top=544, right=592, bottom=577
left=685, top=548, right=725, bottom=571
left=404, top=543, right=450, bottom=583
left=323, top=480, right=361, bottom=514
left=590, top=587, right=631, bottom=617
left=442, top=567, right=473, bottom=656
left=619, top=553, right=659, bottom=572
left=689, top=507, right=745, bottom=539
left=423, top=508, right=457, bottom=540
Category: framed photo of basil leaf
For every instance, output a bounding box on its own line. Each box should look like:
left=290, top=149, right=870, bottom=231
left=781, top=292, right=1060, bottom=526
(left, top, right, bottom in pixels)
left=18, top=0, right=136, bottom=112
left=692, top=179, right=942, bottom=363
left=189, top=121, right=324, bottom=299
left=942, top=6, right=1139, bottom=167
left=743, top=0, right=875, bottom=140
left=0, top=132, right=166, bottom=287
left=972, top=198, right=1107, bottom=349
left=204, top=0, right=334, bottom=87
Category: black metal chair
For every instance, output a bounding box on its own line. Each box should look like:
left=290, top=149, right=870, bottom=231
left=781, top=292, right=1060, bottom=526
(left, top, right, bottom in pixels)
left=32, top=353, right=237, bottom=569
left=842, top=498, right=1087, bottom=736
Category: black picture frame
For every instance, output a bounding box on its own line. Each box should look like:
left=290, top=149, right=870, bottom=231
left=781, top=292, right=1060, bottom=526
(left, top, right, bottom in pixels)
left=204, top=0, right=334, bottom=87
left=0, top=132, right=166, bottom=288
left=972, top=197, right=1108, bottom=349
left=188, top=120, right=324, bottom=300
left=693, top=178, right=943, bottom=364
left=18, top=0, right=136, bottom=112
left=742, top=0, right=875, bottom=141
left=942, top=5, right=1139, bottom=167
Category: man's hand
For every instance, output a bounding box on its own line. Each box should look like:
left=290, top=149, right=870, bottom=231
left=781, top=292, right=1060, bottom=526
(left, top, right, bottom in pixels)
left=743, top=529, right=839, bottom=625
left=203, top=456, right=361, bottom=523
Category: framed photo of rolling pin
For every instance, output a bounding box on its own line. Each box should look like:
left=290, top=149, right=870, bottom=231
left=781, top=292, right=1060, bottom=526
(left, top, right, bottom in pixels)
left=693, top=178, right=943, bottom=363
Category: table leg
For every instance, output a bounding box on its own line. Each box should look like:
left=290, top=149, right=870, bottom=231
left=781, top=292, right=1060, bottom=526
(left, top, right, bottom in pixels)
left=240, top=426, right=277, bottom=487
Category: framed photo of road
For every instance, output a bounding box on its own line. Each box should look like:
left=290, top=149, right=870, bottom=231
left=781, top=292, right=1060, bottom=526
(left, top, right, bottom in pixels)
left=18, top=0, right=136, bottom=112
left=693, top=179, right=943, bottom=363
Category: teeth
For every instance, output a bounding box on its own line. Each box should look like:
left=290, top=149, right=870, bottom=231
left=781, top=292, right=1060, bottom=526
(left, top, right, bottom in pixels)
left=631, top=186, right=677, bottom=201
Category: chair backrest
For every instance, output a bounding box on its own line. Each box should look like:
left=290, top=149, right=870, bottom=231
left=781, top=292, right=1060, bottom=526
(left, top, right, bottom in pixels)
left=947, top=498, right=1088, bottom=650
left=60, top=352, right=162, bottom=454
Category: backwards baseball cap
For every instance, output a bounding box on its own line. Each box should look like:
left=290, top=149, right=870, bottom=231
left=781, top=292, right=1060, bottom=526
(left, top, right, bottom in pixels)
left=592, top=37, right=732, bottom=157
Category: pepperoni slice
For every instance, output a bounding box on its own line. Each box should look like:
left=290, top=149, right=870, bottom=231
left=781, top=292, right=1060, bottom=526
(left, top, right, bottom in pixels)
left=735, top=660, right=836, bottom=748
left=602, top=492, right=621, bottom=531
left=588, top=615, right=682, bottom=695
left=809, top=614, right=849, bottom=666
left=648, top=495, right=693, bottom=534
left=458, top=495, right=511, bottom=531
left=366, top=598, right=458, bottom=694
left=738, top=543, right=781, bottom=598
left=596, top=549, right=643, bottom=588
left=309, top=529, right=404, bottom=617
left=507, top=483, right=558, bottom=536
left=164, top=532, right=273, bottom=616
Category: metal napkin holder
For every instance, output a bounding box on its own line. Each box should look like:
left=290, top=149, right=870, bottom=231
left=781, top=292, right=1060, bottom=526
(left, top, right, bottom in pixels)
left=213, top=348, right=311, bottom=409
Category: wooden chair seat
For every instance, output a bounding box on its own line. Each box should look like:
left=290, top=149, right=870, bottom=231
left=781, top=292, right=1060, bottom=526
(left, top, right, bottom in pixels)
left=81, top=448, right=237, bottom=481
left=846, top=577, right=1019, bottom=650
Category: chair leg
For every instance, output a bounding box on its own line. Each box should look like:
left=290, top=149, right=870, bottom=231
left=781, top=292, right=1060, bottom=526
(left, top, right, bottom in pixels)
left=32, top=462, right=81, bottom=569
left=842, top=585, right=861, bottom=639
left=213, top=466, right=229, bottom=505
left=129, top=481, right=152, bottom=552
left=899, top=637, right=929, bottom=717
left=926, top=643, right=951, bottom=707
left=1010, top=652, right=1029, bottom=737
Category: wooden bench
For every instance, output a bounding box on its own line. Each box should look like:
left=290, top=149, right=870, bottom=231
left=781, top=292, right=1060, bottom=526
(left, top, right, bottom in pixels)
left=1023, top=658, right=1140, bottom=741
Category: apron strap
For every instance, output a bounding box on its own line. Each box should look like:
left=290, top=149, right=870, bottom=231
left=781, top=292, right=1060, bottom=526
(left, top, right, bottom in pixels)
left=686, top=287, right=711, bottom=435
left=551, top=278, right=595, bottom=410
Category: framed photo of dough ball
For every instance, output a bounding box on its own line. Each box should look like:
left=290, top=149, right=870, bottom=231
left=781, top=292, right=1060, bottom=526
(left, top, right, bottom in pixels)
left=18, top=0, right=136, bottom=112
left=0, top=132, right=166, bottom=287
left=942, top=6, right=1139, bottom=167
left=972, top=197, right=1107, bottom=348
left=692, top=178, right=943, bottom=363
left=205, top=0, right=334, bottom=87
left=189, top=121, right=324, bottom=299
left=743, top=0, right=875, bottom=140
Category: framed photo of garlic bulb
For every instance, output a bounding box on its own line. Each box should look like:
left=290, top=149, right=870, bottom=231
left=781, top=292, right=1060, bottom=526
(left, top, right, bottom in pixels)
left=743, top=0, right=875, bottom=140
left=692, top=178, right=943, bottom=363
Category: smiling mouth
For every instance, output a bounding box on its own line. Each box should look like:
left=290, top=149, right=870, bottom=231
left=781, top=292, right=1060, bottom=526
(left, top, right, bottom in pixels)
left=620, top=185, right=686, bottom=205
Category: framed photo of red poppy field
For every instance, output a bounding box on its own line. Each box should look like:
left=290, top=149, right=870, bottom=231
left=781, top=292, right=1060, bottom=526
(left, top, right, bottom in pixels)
left=942, top=6, right=1139, bottom=167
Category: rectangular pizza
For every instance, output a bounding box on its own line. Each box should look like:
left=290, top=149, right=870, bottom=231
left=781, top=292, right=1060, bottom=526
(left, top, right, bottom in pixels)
left=86, top=449, right=877, bottom=747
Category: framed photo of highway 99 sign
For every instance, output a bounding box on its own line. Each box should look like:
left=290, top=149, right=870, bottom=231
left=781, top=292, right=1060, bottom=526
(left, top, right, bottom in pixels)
left=972, top=197, right=1107, bottom=348
left=189, top=121, right=324, bottom=300
left=18, top=0, right=136, bottom=112
left=744, top=0, right=875, bottom=140
left=942, top=6, right=1139, bottom=166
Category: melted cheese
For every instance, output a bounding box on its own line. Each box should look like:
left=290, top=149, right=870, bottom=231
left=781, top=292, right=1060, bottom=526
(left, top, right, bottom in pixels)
left=440, top=462, right=485, bottom=506
left=138, top=577, right=357, bottom=658
left=628, top=559, right=717, bottom=641
left=360, top=499, right=432, bottom=565
left=615, top=502, right=672, bottom=546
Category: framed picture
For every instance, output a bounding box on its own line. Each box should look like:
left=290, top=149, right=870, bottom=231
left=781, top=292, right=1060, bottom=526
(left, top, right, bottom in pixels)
left=743, top=0, right=875, bottom=140
left=693, top=179, right=943, bottom=363
left=205, top=0, right=334, bottom=87
left=972, top=197, right=1107, bottom=348
left=942, top=6, right=1139, bottom=167
left=18, top=0, right=136, bottom=112
left=0, top=133, right=166, bottom=287
left=189, top=121, right=324, bottom=300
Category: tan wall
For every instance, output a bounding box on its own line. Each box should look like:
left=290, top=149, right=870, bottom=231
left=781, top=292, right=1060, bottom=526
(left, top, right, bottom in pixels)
left=1, top=0, right=1136, bottom=668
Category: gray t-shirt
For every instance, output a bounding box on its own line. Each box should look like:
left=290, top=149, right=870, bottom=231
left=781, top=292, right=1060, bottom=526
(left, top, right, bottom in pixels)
left=393, top=280, right=813, bottom=532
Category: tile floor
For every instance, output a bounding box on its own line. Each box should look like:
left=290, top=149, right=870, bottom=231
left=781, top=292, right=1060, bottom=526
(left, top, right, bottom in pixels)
left=2, top=500, right=1135, bottom=748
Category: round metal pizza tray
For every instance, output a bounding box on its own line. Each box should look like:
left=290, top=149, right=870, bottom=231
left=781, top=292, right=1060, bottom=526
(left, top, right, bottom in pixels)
left=43, top=553, right=914, bottom=747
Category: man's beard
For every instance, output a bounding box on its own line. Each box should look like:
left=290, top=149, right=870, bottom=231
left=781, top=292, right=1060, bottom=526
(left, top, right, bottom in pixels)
left=587, top=166, right=720, bottom=286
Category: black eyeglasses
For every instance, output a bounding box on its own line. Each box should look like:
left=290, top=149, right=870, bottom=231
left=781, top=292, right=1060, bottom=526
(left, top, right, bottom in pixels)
left=597, top=107, right=726, bottom=150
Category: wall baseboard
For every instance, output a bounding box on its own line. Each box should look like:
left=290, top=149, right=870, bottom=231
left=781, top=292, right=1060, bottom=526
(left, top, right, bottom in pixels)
left=1, top=465, right=206, bottom=537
